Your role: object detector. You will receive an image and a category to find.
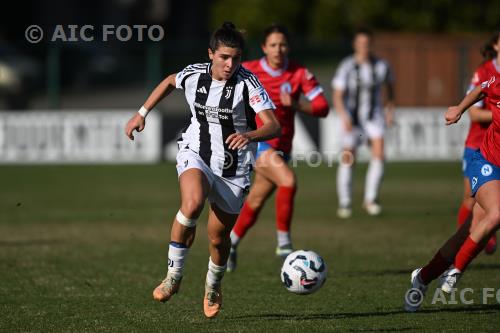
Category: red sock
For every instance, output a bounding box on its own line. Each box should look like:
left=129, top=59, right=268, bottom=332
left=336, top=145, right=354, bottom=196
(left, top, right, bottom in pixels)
left=454, top=236, right=484, bottom=271
left=232, top=201, right=260, bottom=239
left=457, top=204, right=472, bottom=228
left=275, top=186, right=297, bottom=232
left=419, top=251, right=452, bottom=285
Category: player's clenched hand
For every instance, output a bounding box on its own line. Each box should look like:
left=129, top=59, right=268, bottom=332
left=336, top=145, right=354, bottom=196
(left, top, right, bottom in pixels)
left=125, top=113, right=145, bottom=140
left=226, top=132, right=250, bottom=150
left=445, top=106, right=462, bottom=125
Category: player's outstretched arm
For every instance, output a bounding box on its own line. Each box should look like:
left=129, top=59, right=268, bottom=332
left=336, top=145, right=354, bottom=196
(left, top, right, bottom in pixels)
left=125, top=74, right=177, bottom=140
left=225, top=110, right=281, bottom=150
left=445, top=86, right=485, bottom=125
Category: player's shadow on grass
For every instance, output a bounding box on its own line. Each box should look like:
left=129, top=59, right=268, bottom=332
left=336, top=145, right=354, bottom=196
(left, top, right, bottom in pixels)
left=230, top=304, right=500, bottom=323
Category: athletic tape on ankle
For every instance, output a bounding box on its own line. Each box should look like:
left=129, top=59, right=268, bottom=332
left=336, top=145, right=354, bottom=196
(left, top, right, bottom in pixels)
left=176, top=210, right=197, bottom=227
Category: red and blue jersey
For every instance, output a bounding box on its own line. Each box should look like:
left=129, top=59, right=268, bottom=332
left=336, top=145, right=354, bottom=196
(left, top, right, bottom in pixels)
left=243, top=57, right=328, bottom=154
left=464, top=60, right=498, bottom=149
left=479, top=74, right=500, bottom=167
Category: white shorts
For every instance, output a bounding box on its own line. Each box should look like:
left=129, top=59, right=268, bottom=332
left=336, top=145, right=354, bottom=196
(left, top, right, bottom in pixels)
left=340, top=115, right=385, bottom=149
left=176, top=147, right=250, bottom=215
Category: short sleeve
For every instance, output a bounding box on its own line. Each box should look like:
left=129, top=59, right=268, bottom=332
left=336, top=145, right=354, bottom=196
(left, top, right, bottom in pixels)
left=468, top=69, right=484, bottom=107
left=175, top=64, right=206, bottom=90
left=300, top=67, right=325, bottom=101
left=383, top=61, right=394, bottom=84
left=480, top=75, right=496, bottom=97
left=332, top=58, right=350, bottom=91
left=245, top=76, right=275, bottom=113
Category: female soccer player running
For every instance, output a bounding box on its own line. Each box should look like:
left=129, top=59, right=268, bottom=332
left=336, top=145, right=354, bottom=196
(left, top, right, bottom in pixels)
left=456, top=32, right=499, bottom=254
left=125, top=22, right=280, bottom=318
left=226, top=24, right=329, bottom=272
left=331, top=28, right=395, bottom=218
left=404, top=68, right=500, bottom=312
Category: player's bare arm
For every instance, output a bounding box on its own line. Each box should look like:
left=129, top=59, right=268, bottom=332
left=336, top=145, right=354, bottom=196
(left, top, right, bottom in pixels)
left=445, top=86, right=485, bottom=125
left=125, top=74, right=176, bottom=140
left=226, top=109, right=281, bottom=150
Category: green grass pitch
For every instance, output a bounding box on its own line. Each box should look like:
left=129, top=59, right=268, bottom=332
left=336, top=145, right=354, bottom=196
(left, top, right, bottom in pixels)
left=1, top=162, right=499, bottom=332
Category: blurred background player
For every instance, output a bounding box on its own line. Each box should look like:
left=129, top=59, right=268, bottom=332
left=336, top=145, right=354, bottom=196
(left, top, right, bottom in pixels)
left=227, top=24, right=329, bottom=272
left=125, top=22, right=280, bottom=318
left=331, top=28, right=395, bottom=218
left=405, top=52, right=500, bottom=312
left=457, top=32, right=499, bottom=255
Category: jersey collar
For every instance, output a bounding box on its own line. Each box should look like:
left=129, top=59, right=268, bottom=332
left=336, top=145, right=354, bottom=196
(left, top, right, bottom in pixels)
left=259, top=57, right=289, bottom=77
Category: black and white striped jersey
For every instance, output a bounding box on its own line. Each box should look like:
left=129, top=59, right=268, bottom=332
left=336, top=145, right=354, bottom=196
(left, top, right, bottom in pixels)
left=175, top=62, right=275, bottom=178
left=331, top=55, right=393, bottom=125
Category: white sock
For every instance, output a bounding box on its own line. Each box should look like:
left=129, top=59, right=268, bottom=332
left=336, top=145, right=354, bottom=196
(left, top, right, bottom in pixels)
left=364, top=159, right=384, bottom=203
left=277, top=230, right=291, bottom=247
left=230, top=230, right=240, bottom=248
left=206, top=257, right=226, bottom=288
left=167, top=242, right=189, bottom=280
left=337, top=163, right=353, bottom=207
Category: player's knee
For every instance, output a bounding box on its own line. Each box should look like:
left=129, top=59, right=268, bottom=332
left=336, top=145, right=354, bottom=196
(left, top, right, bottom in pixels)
left=340, top=150, right=355, bottom=165
left=487, top=208, right=500, bottom=229
left=278, top=171, right=296, bottom=188
left=246, top=194, right=265, bottom=210
left=208, top=233, right=229, bottom=248
left=181, top=198, right=204, bottom=219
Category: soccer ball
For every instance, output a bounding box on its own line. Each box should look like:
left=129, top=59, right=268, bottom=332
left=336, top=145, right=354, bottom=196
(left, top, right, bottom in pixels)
left=280, top=250, right=327, bottom=295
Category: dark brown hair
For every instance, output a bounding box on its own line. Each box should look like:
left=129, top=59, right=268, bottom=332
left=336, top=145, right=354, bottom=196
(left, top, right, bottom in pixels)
left=209, top=22, right=245, bottom=52
left=481, top=31, right=500, bottom=60
left=262, top=23, right=291, bottom=45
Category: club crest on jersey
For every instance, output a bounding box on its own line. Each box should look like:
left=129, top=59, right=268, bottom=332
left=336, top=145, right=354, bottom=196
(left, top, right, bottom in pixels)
left=481, top=164, right=493, bottom=177
left=280, top=82, right=292, bottom=94
left=481, top=75, right=495, bottom=89
left=224, top=86, right=233, bottom=99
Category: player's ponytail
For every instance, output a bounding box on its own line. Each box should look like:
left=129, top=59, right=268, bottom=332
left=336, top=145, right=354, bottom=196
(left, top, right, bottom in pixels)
left=481, top=31, right=500, bottom=60
left=209, top=21, right=245, bottom=52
